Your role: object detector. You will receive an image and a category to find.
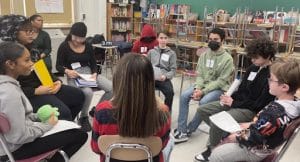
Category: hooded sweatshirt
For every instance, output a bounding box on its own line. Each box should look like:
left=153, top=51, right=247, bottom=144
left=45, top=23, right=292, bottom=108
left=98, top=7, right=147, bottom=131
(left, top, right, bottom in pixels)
left=147, top=46, right=177, bottom=79
left=0, top=75, right=52, bottom=156
left=194, top=47, right=234, bottom=95
left=132, top=24, right=158, bottom=54
left=240, top=99, right=300, bottom=149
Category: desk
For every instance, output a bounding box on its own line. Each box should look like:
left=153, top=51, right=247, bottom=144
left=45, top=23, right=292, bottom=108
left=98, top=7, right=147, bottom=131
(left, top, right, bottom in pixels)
left=92, top=44, right=119, bottom=76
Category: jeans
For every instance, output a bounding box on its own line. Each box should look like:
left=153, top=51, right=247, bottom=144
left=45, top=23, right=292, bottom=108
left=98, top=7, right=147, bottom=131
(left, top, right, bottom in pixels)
left=177, top=86, right=223, bottom=133
left=162, top=135, right=175, bottom=162
left=210, top=143, right=266, bottom=162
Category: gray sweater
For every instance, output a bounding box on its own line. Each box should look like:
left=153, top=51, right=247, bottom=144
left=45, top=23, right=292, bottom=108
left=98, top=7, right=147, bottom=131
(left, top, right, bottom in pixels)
left=147, top=46, right=177, bottom=79
left=0, top=75, right=52, bottom=155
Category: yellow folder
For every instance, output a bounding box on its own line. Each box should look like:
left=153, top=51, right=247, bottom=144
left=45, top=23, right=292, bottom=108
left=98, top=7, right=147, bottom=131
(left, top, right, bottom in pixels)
left=33, top=59, right=54, bottom=87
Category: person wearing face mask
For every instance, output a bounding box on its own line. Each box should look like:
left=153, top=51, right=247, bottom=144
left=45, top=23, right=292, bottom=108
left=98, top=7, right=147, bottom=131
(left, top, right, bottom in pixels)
left=195, top=37, right=276, bottom=162
left=173, top=28, right=234, bottom=143
left=147, top=30, right=177, bottom=111
left=132, top=24, right=158, bottom=55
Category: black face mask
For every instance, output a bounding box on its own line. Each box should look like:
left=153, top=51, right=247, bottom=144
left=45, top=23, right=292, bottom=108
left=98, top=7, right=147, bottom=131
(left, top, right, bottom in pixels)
left=141, top=36, right=155, bottom=43
left=208, top=41, right=221, bottom=51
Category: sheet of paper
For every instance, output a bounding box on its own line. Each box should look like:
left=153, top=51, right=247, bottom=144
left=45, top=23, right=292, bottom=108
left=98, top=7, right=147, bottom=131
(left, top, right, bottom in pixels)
left=42, top=120, right=80, bottom=137
left=78, top=73, right=96, bottom=82
left=153, top=66, right=162, bottom=80
left=35, top=0, right=64, bottom=13
left=209, top=111, right=242, bottom=133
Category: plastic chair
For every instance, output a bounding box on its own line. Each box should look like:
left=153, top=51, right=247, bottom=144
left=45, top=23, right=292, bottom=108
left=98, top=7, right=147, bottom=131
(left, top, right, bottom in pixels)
left=218, top=117, right=300, bottom=162
left=98, top=135, right=162, bottom=162
left=0, top=113, right=69, bottom=162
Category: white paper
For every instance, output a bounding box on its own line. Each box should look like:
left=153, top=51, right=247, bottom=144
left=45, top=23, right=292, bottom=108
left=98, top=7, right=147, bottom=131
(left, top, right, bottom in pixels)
left=209, top=111, right=241, bottom=133
left=78, top=74, right=96, bottom=82
left=153, top=66, right=162, bottom=80
left=161, top=54, right=170, bottom=62
left=247, top=72, right=257, bottom=81
left=35, top=0, right=64, bottom=13
left=226, top=79, right=241, bottom=96
left=42, top=120, right=80, bottom=137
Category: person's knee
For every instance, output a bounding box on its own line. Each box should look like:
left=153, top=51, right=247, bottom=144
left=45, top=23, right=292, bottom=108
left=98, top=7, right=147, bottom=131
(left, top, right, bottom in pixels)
left=82, top=88, right=94, bottom=99
left=57, top=106, right=73, bottom=120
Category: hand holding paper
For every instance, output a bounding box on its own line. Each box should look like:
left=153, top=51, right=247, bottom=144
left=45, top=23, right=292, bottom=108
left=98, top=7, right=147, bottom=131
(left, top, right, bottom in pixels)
left=209, top=111, right=242, bottom=133
left=33, top=59, right=54, bottom=87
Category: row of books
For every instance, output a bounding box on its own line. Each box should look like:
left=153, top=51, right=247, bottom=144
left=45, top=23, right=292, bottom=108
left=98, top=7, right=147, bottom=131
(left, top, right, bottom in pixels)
left=148, top=4, right=191, bottom=19
left=112, top=6, right=129, bottom=17
left=112, top=20, right=131, bottom=31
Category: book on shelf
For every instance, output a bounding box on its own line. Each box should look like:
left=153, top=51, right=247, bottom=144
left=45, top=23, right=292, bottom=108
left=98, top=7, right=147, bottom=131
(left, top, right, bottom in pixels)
left=33, top=59, right=54, bottom=87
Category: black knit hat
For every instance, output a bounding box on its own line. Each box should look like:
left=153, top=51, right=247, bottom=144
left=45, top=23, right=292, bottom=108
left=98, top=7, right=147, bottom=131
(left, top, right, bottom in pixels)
left=70, top=22, right=87, bottom=37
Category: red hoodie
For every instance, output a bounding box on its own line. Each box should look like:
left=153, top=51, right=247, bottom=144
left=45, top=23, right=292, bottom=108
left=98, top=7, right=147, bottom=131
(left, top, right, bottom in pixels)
left=132, top=24, right=158, bottom=54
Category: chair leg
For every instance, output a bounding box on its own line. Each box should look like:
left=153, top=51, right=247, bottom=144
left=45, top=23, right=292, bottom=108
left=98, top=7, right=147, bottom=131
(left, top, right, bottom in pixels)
left=58, top=150, right=69, bottom=162
left=180, top=72, right=184, bottom=95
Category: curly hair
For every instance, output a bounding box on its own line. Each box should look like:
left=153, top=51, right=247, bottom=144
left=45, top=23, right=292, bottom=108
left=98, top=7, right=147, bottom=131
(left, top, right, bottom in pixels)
left=208, top=28, right=226, bottom=41
left=246, top=37, right=276, bottom=60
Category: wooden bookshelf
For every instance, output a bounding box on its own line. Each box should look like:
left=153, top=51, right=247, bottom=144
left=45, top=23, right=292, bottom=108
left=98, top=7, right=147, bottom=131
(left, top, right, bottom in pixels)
left=106, top=2, right=133, bottom=42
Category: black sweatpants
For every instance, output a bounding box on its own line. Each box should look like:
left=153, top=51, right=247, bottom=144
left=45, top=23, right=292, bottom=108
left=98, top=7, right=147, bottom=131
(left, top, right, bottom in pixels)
left=29, top=84, right=85, bottom=121
left=12, top=129, right=87, bottom=162
left=155, top=79, right=174, bottom=111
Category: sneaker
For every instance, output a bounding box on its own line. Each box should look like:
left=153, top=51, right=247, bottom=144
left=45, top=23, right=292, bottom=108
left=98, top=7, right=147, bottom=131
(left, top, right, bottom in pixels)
left=194, top=147, right=211, bottom=162
left=78, top=116, right=92, bottom=132
left=89, top=106, right=96, bottom=117
left=173, top=129, right=189, bottom=144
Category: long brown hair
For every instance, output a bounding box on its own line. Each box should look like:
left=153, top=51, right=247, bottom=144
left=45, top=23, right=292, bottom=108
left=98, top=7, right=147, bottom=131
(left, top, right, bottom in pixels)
left=112, top=54, right=167, bottom=137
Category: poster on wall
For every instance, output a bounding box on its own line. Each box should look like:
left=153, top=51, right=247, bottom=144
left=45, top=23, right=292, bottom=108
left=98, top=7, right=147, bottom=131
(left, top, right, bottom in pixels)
left=35, top=0, right=64, bottom=13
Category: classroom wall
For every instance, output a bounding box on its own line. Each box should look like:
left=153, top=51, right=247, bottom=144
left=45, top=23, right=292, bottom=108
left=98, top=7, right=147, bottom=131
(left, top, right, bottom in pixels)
left=1, top=0, right=106, bottom=37
left=158, top=0, right=300, bottom=19
left=74, top=0, right=106, bottom=37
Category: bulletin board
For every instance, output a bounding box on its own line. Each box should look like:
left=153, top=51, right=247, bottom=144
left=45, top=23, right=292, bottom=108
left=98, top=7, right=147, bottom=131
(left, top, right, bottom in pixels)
left=24, top=0, right=74, bottom=27
left=0, top=0, right=11, bottom=15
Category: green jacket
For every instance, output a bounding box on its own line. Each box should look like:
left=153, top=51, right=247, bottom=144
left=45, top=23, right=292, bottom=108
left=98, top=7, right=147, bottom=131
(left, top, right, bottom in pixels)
left=194, top=47, right=234, bottom=95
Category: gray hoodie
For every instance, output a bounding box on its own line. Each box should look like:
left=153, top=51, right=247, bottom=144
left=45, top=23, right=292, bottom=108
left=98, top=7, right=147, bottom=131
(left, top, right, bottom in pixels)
left=277, top=99, right=300, bottom=119
left=0, top=75, right=52, bottom=155
left=147, top=46, right=177, bottom=79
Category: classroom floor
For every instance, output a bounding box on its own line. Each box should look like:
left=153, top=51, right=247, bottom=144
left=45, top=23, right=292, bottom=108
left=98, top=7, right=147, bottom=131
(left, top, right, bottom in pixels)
left=65, top=70, right=300, bottom=162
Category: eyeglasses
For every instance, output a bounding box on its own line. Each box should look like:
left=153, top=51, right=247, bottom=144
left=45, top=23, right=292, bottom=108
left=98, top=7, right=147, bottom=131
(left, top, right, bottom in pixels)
left=268, top=78, right=280, bottom=83
left=71, top=35, right=86, bottom=43
left=19, top=29, right=37, bottom=35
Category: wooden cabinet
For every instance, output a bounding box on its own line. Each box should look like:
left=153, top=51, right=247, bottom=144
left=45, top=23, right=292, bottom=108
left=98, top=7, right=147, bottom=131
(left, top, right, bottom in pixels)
left=106, top=2, right=133, bottom=42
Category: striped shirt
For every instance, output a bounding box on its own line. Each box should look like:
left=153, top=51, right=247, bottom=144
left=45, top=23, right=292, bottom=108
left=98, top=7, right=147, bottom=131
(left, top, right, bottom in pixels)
left=91, top=100, right=171, bottom=162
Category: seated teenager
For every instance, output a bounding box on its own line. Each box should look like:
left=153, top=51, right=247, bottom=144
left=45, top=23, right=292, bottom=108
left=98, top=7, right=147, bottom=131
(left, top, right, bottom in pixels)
left=0, top=15, right=85, bottom=122
left=91, top=54, right=173, bottom=162
left=0, top=41, right=87, bottom=162
left=132, top=24, right=158, bottom=55
left=56, top=22, right=112, bottom=132
left=147, top=30, right=177, bottom=111
left=195, top=37, right=276, bottom=161
left=208, top=58, right=300, bottom=162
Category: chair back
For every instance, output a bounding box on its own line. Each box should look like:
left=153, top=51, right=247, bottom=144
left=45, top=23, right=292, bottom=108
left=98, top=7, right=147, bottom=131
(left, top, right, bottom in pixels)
left=98, top=135, right=162, bottom=162
left=273, top=117, right=300, bottom=162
